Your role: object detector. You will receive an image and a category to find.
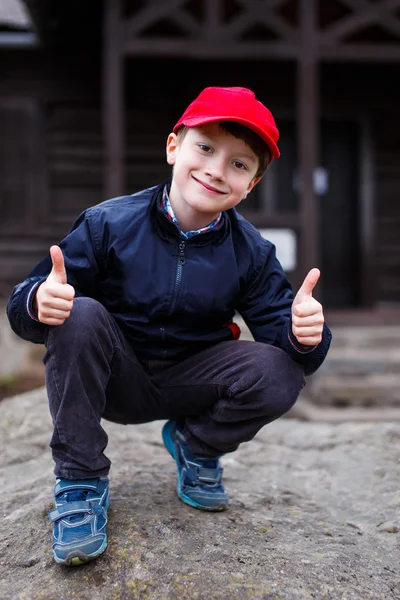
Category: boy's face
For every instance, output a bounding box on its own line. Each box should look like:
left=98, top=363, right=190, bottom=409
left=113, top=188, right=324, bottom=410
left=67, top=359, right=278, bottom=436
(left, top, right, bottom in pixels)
left=166, top=123, right=261, bottom=231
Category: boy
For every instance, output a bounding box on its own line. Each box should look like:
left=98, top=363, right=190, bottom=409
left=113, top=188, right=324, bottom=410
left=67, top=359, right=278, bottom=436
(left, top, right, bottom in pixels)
left=7, top=86, right=332, bottom=567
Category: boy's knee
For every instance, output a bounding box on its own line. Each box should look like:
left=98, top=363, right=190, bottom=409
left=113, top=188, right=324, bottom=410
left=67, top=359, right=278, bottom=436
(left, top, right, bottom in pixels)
left=70, top=296, right=106, bottom=320
left=239, top=343, right=305, bottom=414
left=267, top=347, right=305, bottom=414
left=66, top=297, right=107, bottom=329
left=251, top=343, right=304, bottom=380
left=273, top=346, right=305, bottom=386
left=46, top=297, right=109, bottom=344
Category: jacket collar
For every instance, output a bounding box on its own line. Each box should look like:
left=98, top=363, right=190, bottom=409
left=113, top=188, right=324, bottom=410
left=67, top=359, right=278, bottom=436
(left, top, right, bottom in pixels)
left=150, top=178, right=232, bottom=247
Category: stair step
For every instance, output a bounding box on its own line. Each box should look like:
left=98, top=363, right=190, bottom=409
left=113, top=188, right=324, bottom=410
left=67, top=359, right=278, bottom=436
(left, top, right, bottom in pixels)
left=329, top=326, right=400, bottom=350
left=235, top=317, right=400, bottom=410
left=308, top=373, right=400, bottom=407
left=320, top=353, right=400, bottom=376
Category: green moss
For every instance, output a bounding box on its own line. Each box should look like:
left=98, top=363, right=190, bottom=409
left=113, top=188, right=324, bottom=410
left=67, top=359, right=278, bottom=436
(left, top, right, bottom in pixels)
left=0, top=372, right=16, bottom=386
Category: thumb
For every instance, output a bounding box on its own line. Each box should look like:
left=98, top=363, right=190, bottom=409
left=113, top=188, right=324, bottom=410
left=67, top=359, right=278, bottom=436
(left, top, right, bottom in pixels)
left=295, top=268, right=320, bottom=302
left=49, top=245, right=67, bottom=285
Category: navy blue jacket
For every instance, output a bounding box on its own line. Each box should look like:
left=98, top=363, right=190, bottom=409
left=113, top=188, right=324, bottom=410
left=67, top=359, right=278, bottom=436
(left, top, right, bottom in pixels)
left=7, top=180, right=331, bottom=375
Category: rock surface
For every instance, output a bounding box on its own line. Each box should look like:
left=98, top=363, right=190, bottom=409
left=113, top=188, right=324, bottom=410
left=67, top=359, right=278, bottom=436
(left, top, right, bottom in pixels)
left=0, top=308, right=28, bottom=379
left=1, top=387, right=399, bottom=600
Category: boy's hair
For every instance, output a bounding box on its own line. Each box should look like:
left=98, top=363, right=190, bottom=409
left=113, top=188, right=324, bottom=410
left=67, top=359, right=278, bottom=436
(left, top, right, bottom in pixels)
left=176, top=122, right=271, bottom=178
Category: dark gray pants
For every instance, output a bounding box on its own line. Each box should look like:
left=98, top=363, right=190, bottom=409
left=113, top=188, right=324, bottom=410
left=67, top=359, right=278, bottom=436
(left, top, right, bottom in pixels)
left=43, top=297, right=305, bottom=479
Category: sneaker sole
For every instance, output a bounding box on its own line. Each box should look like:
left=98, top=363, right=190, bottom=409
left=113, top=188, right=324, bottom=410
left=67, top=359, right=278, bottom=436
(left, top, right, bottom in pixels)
left=162, top=421, right=227, bottom=512
left=54, top=536, right=108, bottom=566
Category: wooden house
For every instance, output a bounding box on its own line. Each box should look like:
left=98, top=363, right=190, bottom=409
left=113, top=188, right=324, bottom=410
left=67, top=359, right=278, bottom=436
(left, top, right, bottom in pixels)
left=1, top=0, right=400, bottom=322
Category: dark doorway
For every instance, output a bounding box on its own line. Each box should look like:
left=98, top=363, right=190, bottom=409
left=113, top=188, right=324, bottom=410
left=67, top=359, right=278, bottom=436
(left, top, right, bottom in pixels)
left=241, top=119, right=360, bottom=308
left=319, top=122, right=360, bottom=308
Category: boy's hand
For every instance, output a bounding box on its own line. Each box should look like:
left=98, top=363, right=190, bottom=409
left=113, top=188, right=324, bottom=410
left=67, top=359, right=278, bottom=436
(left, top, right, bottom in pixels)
left=291, top=268, right=324, bottom=346
left=34, top=245, right=75, bottom=325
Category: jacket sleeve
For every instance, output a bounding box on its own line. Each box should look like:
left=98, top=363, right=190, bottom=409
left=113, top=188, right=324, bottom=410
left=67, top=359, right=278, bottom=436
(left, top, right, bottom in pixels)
left=6, top=209, right=102, bottom=344
left=237, top=242, right=332, bottom=376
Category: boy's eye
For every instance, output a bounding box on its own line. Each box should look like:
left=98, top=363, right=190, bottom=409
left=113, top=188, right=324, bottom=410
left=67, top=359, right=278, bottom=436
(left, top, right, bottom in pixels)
left=198, top=143, right=212, bottom=152
left=233, top=160, right=247, bottom=170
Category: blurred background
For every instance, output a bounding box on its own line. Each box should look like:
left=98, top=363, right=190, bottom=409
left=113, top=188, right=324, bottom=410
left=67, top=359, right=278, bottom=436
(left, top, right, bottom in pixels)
left=1, top=0, right=400, bottom=417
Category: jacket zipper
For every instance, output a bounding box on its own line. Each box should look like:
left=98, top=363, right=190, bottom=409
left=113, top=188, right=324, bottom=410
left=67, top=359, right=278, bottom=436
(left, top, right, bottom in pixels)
left=168, top=241, right=186, bottom=315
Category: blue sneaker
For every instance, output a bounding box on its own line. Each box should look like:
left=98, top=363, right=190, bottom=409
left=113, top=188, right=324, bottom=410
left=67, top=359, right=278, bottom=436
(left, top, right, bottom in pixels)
left=48, top=477, right=110, bottom=566
left=162, top=420, right=228, bottom=511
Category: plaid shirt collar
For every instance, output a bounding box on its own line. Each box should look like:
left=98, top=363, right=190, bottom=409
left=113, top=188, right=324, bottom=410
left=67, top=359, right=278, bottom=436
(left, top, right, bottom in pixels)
left=160, top=185, right=222, bottom=240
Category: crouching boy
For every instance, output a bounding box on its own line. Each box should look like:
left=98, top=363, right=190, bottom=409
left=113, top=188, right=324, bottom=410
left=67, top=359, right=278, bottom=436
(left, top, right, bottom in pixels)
left=7, top=86, right=332, bottom=566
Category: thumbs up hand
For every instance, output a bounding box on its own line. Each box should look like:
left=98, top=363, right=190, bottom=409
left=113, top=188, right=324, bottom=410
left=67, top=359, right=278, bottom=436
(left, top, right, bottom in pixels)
left=291, top=268, right=324, bottom=346
left=34, top=245, right=75, bottom=325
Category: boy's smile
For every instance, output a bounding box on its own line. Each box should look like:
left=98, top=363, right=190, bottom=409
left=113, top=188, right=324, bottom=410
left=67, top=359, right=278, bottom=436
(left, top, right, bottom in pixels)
left=191, top=175, right=226, bottom=195
left=166, top=123, right=261, bottom=233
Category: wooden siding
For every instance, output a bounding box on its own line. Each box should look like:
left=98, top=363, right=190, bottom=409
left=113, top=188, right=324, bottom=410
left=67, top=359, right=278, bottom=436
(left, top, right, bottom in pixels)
left=375, top=119, right=400, bottom=304
left=47, top=106, right=171, bottom=225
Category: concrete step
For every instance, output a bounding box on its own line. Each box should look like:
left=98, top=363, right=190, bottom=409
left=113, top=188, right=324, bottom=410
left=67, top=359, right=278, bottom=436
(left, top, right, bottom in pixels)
left=319, top=349, right=400, bottom=376
left=236, top=316, right=400, bottom=411
left=328, top=326, right=400, bottom=351
left=308, top=326, right=400, bottom=408
left=308, top=372, right=400, bottom=407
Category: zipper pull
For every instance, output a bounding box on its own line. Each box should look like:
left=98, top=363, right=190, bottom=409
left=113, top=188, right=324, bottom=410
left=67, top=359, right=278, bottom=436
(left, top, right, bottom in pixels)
left=178, top=241, right=186, bottom=264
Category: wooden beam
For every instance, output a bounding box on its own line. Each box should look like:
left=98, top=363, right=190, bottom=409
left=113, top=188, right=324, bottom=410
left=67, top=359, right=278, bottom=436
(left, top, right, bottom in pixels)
left=231, top=0, right=298, bottom=41
left=121, top=0, right=400, bottom=62
left=124, top=0, right=298, bottom=46
left=340, top=0, right=400, bottom=38
left=321, top=0, right=400, bottom=44
left=205, top=0, right=220, bottom=36
left=122, top=37, right=400, bottom=62
left=380, top=19, right=400, bottom=38
left=103, top=0, right=124, bottom=198
left=124, top=0, right=189, bottom=40
left=320, top=43, right=400, bottom=61
left=124, top=38, right=298, bottom=58
left=297, top=0, right=320, bottom=278
left=169, top=8, right=201, bottom=36
left=261, top=0, right=291, bottom=8
left=358, top=118, right=376, bottom=307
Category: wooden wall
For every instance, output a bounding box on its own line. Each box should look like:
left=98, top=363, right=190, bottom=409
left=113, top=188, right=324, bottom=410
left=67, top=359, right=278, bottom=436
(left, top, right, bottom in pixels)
left=374, top=110, right=400, bottom=304
left=0, top=51, right=399, bottom=308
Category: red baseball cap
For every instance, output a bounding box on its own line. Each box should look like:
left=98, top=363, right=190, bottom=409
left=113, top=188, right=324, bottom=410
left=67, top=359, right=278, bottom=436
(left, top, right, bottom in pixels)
left=173, top=86, right=280, bottom=164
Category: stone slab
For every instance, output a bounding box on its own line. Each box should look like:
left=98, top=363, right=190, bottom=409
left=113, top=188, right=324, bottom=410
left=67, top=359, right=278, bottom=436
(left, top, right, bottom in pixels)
left=0, top=387, right=399, bottom=600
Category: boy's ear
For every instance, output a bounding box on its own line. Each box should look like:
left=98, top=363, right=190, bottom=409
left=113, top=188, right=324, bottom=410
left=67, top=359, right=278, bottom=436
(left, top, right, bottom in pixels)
left=166, top=133, right=178, bottom=165
left=246, top=176, right=261, bottom=195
